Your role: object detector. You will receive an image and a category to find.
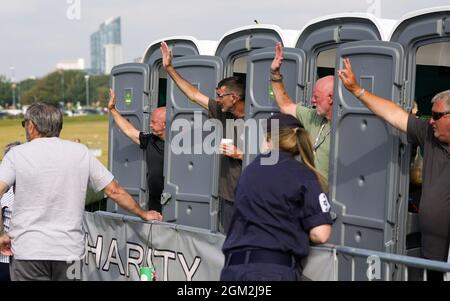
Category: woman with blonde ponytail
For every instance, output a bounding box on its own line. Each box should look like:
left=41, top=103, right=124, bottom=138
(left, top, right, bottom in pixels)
left=220, top=113, right=332, bottom=281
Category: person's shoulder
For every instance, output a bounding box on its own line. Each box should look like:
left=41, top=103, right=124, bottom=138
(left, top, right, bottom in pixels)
left=407, top=115, right=431, bottom=135
left=139, top=132, right=151, bottom=139
left=296, top=105, right=317, bottom=122
left=291, top=161, right=318, bottom=181
left=59, top=138, right=90, bottom=152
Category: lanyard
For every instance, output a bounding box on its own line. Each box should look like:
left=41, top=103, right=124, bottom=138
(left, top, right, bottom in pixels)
left=313, top=122, right=330, bottom=152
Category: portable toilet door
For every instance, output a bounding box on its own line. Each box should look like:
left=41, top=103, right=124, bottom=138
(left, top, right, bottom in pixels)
left=243, top=46, right=307, bottom=166
left=142, top=37, right=214, bottom=111
left=214, top=25, right=302, bottom=166
left=107, top=39, right=201, bottom=214
left=330, top=40, right=406, bottom=280
left=388, top=6, right=450, bottom=269
left=295, top=13, right=395, bottom=106
left=108, top=63, right=151, bottom=214
left=162, top=54, right=223, bottom=231
left=215, top=25, right=299, bottom=80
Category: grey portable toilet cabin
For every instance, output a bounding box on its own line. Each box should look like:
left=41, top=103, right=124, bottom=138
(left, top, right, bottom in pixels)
left=162, top=25, right=297, bottom=230
left=160, top=39, right=220, bottom=230
left=213, top=25, right=302, bottom=167
left=388, top=6, right=450, bottom=274
left=292, top=14, right=395, bottom=280
left=330, top=7, right=450, bottom=280
left=242, top=15, right=395, bottom=166
left=295, top=13, right=395, bottom=105
left=107, top=37, right=209, bottom=214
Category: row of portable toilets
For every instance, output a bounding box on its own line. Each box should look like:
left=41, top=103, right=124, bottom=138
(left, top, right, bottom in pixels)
left=107, top=8, right=450, bottom=280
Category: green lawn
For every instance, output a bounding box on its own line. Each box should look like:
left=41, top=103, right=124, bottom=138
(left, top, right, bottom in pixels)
left=0, top=115, right=109, bottom=166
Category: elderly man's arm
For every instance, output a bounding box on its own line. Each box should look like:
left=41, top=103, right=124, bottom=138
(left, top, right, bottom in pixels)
left=103, top=180, right=162, bottom=221
left=338, top=58, right=408, bottom=133
left=107, top=89, right=140, bottom=144
left=160, top=41, right=210, bottom=109
left=270, top=42, right=298, bottom=117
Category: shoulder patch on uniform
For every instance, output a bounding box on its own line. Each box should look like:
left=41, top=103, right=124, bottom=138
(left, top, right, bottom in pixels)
left=319, top=193, right=330, bottom=213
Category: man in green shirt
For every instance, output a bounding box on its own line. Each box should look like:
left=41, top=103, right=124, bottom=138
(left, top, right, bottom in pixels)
left=270, top=42, right=333, bottom=179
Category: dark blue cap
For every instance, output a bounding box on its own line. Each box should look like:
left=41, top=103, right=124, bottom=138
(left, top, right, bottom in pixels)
left=266, top=113, right=304, bottom=133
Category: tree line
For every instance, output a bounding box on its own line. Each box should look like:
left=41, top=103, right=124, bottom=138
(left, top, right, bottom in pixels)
left=0, top=71, right=109, bottom=108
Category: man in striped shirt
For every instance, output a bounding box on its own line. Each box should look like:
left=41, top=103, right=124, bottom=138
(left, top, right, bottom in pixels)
left=0, top=141, right=20, bottom=281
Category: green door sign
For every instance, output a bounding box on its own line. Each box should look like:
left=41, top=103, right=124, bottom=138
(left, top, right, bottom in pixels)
left=124, top=89, right=132, bottom=107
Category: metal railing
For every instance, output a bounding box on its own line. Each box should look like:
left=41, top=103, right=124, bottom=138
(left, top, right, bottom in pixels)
left=328, top=245, right=450, bottom=281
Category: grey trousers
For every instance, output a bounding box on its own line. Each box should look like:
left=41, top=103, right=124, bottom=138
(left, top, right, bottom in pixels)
left=9, top=258, right=81, bottom=281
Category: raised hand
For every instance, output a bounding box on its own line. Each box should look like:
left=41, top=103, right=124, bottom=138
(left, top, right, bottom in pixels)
left=160, top=41, right=172, bottom=69
left=270, top=42, right=284, bottom=74
left=337, top=58, right=360, bottom=94
left=108, top=88, right=116, bottom=111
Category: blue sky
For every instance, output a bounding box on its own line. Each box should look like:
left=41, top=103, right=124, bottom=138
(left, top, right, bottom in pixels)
left=0, top=0, right=448, bottom=81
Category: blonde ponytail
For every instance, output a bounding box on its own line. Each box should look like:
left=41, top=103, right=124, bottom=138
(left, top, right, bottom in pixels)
left=267, top=127, right=328, bottom=192
left=294, top=128, right=328, bottom=192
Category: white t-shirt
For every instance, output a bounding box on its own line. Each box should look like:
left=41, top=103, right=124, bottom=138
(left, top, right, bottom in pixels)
left=0, top=137, right=113, bottom=260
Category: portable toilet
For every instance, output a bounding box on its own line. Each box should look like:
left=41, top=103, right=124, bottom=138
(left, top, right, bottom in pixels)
left=107, top=37, right=214, bottom=214
left=329, top=7, right=450, bottom=280
left=160, top=40, right=220, bottom=230
left=213, top=25, right=303, bottom=166
left=388, top=6, right=450, bottom=275
left=293, top=14, right=396, bottom=281
left=296, top=13, right=395, bottom=104
left=162, top=25, right=299, bottom=230
left=243, top=15, right=395, bottom=166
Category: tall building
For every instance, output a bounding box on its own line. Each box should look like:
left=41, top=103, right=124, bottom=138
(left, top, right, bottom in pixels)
left=90, top=17, right=122, bottom=75
left=104, top=44, right=123, bottom=74
left=56, top=58, right=85, bottom=70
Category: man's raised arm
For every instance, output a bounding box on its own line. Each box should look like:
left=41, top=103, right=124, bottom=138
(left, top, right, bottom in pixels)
left=338, top=58, right=409, bottom=133
left=107, top=88, right=140, bottom=144
left=160, top=41, right=210, bottom=109
left=270, top=42, right=298, bottom=117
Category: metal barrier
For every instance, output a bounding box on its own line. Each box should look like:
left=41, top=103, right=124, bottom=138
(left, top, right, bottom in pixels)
left=327, top=245, right=450, bottom=281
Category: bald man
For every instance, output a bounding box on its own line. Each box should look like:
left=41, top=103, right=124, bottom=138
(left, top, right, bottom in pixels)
left=108, top=89, right=166, bottom=213
left=270, top=43, right=334, bottom=179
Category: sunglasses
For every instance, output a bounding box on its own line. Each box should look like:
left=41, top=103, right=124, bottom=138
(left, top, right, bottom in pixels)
left=21, top=119, right=27, bottom=127
left=431, top=111, right=450, bottom=121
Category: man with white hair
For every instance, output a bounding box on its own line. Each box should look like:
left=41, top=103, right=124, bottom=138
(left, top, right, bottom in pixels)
left=338, top=58, right=450, bottom=273
left=271, top=42, right=334, bottom=180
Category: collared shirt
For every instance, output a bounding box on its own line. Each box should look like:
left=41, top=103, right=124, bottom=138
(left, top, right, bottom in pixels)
left=139, top=133, right=164, bottom=212
left=208, top=99, right=244, bottom=202
left=0, top=137, right=114, bottom=261
left=223, top=150, right=332, bottom=259
left=407, top=115, right=450, bottom=261
left=0, top=187, right=14, bottom=263
left=296, top=105, right=330, bottom=180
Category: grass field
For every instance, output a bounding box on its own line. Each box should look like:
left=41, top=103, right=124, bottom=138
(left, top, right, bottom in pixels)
left=0, top=115, right=109, bottom=166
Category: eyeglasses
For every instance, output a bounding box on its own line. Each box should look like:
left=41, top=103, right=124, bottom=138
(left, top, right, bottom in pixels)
left=21, top=119, right=27, bottom=128
left=216, top=92, right=234, bottom=98
left=431, top=111, right=450, bottom=121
